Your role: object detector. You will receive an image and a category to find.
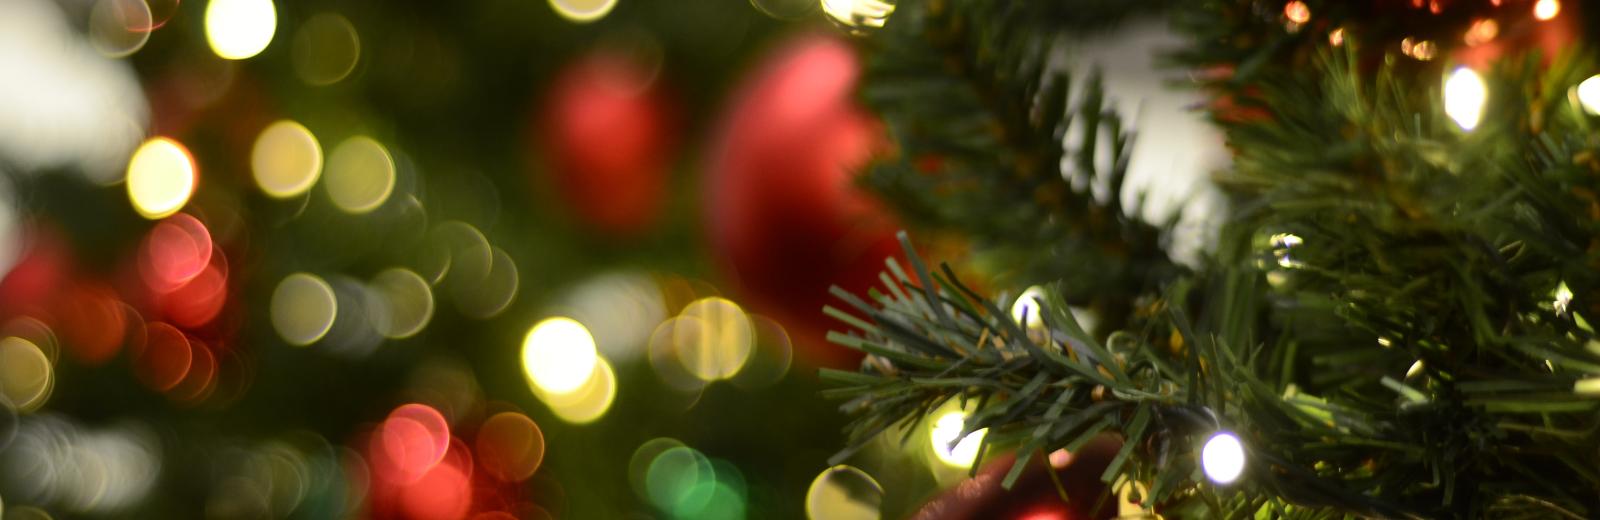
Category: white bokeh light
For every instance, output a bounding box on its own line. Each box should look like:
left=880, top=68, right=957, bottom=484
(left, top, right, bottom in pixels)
left=929, top=411, right=987, bottom=468
left=1576, top=75, right=1600, bottom=116
left=522, top=317, right=600, bottom=395
left=205, top=0, right=277, bottom=60
left=1201, top=431, right=1246, bottom=484
left=1444, top=67, right=1487, bottom=131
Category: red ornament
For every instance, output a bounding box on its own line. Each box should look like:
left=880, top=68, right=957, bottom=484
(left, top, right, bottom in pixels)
left=705, top=34, right=902, bottom=368
left=536, top=51, right=675, bottom=237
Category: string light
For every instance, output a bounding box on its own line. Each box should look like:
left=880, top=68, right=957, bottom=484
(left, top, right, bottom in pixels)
left=1201, top=432, right=1246, bottom=484
left=929, top=411, right=987, bottom=468
left=1328, top=28, right=1345, bottom=47
left=205, top=0, right=276, bottom=60
left=1283, top=1, right=1310, bottom=24
left=1575, top=75, right=1600, bottom=115
left=1444, top=67, right=1488, bottom=131
left=1463, top=19, right=1498, bottom=46
left=1533, top=0, right=1560, bottom=21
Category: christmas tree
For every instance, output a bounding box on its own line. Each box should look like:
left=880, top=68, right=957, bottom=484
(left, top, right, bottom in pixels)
left=1, top=0, right=1596, bottom=518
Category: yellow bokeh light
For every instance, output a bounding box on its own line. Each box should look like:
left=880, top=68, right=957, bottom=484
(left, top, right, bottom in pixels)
left=1010, top=285, right=1047, bottom=329
left=205, top=0, right=276, bottom=60
left=929, top=411, right=987, bottom=468
left=323, top=136, right=395, bottom=214
left=821, top=0, right=896, bottom=30
left=548, top=0, right=617, bottom=23
left=270, top=273, right=338, bottom=346
left=251, top=120, right=322, bottom=198
left=368, top=268, right=434, bottom=339
left=291, top=13, right=361, bottom=86
left=522, top=317, right=600, bottom=395
left=539, top=357, right=617, bottom=424
left=1575, top=75, right=1600, bottom=115
left=126, top=137, right=196, bottom=220
left=1444, top=67, right=1487, bottom=131
left=673, top=297, right=753, bottom=382
left=1533, top=0, right=1559, bottom=21
left=805, top=465, right=882, bottom=520
left=0, top=337, right=54, bottom=412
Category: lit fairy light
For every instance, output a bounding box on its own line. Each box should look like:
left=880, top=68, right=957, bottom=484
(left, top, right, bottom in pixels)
left=1283, top=1, right=1310, bottom=24
left=522, top=317, right=600, bottom=395
left=821, top=0, right=897, bottom=31
left=548, top=0, right=617, bottom=23
left=251, top=120, right=322, bottom=198
left=1201, top=432, right=1246, bottom=484
left=1270, top=232, right=1303, bottom=268
left=1009, top=286, right=1047, bottom=329
left=1575, top=377, right=1600, bottom=397
left=367, top=268, right=434, bottom=339
left=1533, top=0, right=1560, bottom=21
left=1444, top=67, right=1487, bottom=131
left=1328, top=27, right=1344, bottom=46
left=126, top=137, right=197, bottom=219
left=205, top=0, right=276, bottom=60
left=805, top=465, right=882, bottom=520
left=323, top=136, right=395, bottom=214
left=1553, top=281, right=1574, bottom=316
left=928, top=411, right=987, bottom=468
left=1575, top=76, right=1600, bottom=115
left=1400, top=37, right=1436, bottom=61
left=1406, top=359, right=1425, bottom=378
left=1463, top=19, right=1498, bottom=46
left=269, top=273, right=338, bottom=346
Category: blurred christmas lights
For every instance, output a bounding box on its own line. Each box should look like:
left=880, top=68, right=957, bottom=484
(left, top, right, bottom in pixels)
left=1444, top=67, right=1487, bottom=131
left=805, top=465, right=882, bottom=520
left=204, top=0, right=276, bottom=60
left=126, top=137, right=196, bottom=219
left=1201, top=432, right=1245, bottom=484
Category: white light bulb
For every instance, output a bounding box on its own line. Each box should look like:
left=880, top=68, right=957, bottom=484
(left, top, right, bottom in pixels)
left=1577, top=76, right=1600, bottom=116
left=1201, top=432, right=1246, bottom=484
left=930, top=411, right=986, bottom=468
left=1533, top=0, right=1560, bottom=21
left=1444, top=67, right=1487, bottom=131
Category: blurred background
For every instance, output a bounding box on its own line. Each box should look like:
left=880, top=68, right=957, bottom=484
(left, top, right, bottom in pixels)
left=0, top=0, right=1022, bottom=518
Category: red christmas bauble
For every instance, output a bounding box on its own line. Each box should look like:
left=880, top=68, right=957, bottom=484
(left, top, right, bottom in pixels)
left=537, top=52, right=675, bottom=237
left=705, top=34, right=902, bottom=368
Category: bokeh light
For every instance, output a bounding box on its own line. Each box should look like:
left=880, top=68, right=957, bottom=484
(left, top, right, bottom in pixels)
left=451, top=246, right=518, bottom=319
left=1576, top=75, right=1600, bottom=115
left=539, top=357, right=617, bottom=424
left=548, top=0, right=617, bottom=23
left=0, top=337, right=53, bottom=412
left=629, top=438, right=685, bottom=501
left=205, top=0, right=276, bottom=60
left=476, top=412, right=544, bottom=482
left=805, top=465, right=882, bottom=520
left=321, top=277, right=385, bottom=357
left=367, top=268, right=434, bottom=339
left=673, top=297, right=753, bottom=381
left=251, top=120, right=323, bottom=198
left=729, top=315, right=792, bottom=390
left=270, top=273, right=338, bottom=346
left=134, top=323, right=192, bottom=392
left=750, top=0, right=817, bottom=20
left=645, top=446, right=713, bottom=516
left=375, top=404, right=451, bottom=483
left=1534, top=0, right=1560, bottom=21
left=821, top=0, right=896, bottom=30
left=929, top=410, right=986, bottom=468
left=125, top=137, right=197, bottom=219
left=0, top=416, right=161, bottom=514
left=291, top=13, right=361, bottom=86
left=1201, top=431, right=1246, bottom=484
left=138, top=213, right=213, bottom=293
left=324, top=136, right=396, bottom=214
left=522, top=317, right=599, bottom=395
left=1444, top=67, right=1487, bottom=131
left=88, top=0, right=153, bottom=58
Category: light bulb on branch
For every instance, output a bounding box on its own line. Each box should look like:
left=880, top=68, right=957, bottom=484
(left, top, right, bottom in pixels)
left=1201, top=431, right=1246, bottom=484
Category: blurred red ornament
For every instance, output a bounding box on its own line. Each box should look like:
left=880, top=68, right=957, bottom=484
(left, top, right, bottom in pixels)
left=910, top=435, right=1123, bottom=520
left=705, top=34, right=902, bottom=368
left=536, top=51, right=675, bottom=237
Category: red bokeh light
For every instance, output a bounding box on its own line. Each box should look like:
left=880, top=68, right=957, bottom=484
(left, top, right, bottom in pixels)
left=135, top=322, right=193, bottom=392
left=138, top=213, right=213, bottom=294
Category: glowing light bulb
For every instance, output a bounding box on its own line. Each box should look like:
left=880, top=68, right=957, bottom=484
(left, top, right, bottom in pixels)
left=1283, top=1, right=1311, bottom=24
left=1201, top=432, right=1246, bottom=484
left=522, top=317, right=599, bottom=395
left=929, top=411, right=987, bottom=468
left=126, top=137, right=196, bottom=220
left=1533, top=0, right=1559, bottom=21
left=205, top=0, right=276, bottom=60
left=1444, top=67, right=1487, bottom=131
left=822, top=0, right=897, bottom=31
left=251, top=120, right=322, bottom=198
left=548, top=0, right=617, bottom=23
left=1576, top=75, right=1600, bottom=115
left=1009, top=286, right=1047, bottom=328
